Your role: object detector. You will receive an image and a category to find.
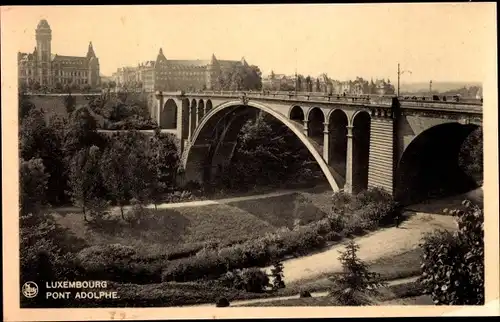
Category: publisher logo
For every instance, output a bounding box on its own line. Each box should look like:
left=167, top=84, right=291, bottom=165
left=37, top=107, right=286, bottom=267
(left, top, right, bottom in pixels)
left=22, top=282, right=38, bottom=298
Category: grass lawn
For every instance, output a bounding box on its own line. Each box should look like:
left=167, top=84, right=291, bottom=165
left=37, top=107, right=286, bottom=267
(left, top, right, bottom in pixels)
left=228, top=193, right=329, bottom=229
left=51, top=192, right=329, bottom=256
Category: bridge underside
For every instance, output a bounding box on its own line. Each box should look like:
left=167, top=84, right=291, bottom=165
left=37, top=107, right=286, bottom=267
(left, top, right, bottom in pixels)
left=182, top=104, right=345, bottom=191
left=394, top=122, right=480, bottom=205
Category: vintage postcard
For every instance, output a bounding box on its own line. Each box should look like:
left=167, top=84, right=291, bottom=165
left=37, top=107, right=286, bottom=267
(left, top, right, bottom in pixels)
left=1, top=3, right=499, bottom=321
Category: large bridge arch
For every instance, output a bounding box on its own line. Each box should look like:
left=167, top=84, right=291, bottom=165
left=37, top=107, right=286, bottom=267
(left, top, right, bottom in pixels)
left=160, top=99, right=178, bottom=129
left=394, top=122, right=480, bottom=204
left=182, top=100, right=341, bottom=191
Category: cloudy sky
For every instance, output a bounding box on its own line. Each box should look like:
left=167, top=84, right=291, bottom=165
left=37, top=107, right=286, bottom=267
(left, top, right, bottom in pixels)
left=2, top=4, right=495, bottom=82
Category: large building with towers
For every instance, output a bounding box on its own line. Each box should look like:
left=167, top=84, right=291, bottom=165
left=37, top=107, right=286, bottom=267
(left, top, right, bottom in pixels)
left=112, top=49, right=251, bottom=92
left=17, top=19, right=101, bottom=89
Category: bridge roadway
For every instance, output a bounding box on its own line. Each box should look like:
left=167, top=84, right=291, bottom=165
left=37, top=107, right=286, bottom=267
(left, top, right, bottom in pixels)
left=152, top=90, right=482, bottom=204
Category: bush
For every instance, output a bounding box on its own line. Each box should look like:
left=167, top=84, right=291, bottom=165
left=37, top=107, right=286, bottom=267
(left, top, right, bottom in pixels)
left=419, top=200, right=484, bottom=305
left=126, top=201, right=152, bottom=224
left=162, top=225, right=326, bottom=283
left=216, top=297, right=230, bottom=307
left=300, top=290, right=312, bottom=298
left=239, top=267, right=270, bottom=293
left=76, top=244, right=162, bottom=284
left=331, top=191, right=352, bottom=214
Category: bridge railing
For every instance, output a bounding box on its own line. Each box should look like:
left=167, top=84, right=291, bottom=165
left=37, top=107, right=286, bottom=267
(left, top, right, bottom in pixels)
left=157, top=90, right=483, bottom=109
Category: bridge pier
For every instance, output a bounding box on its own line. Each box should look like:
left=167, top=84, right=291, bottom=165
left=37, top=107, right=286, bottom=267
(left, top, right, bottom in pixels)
left=323, top=122, right=330, bottom=164
left=344, top=125, right=354, bottom=194
left=303, top=119, right=309, bottom=136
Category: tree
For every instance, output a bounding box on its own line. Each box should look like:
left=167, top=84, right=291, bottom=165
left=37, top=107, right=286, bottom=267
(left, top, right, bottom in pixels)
left=329, top=241, right=386, bottom=305
left=419, top=200, right=484, bottom=305
left=297, top=75, right=303, bottom=92
left=270, top=261, right=285, bottom=291
left=20, top=108, right=68, bottom=205
left=147, top=129, right=180, bottom=208
left=305, top=76, right=312, bottom=92
left=458, top=127, right=483, bottom=184
left=315, top=78, right=321, bottom=92
left=62, top=107, right=105, bottom=160
left=63, top=93, right=77, bottom=114
left=100, top=131, right=151, bottom=219
left=18, top=91, right=36, bottom=120
left=67, top=146, right=105, bottom=221
left=20, top=158, right=49, bottom=216
left=215, top=113, right=322, bottom=190
left=54, top=82, right=63, bottom=92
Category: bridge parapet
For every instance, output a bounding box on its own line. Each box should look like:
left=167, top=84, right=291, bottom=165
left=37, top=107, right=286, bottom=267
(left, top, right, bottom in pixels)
left=399, top=100, right=483, bottom=115
left=157, top=90, right=396, bottom=107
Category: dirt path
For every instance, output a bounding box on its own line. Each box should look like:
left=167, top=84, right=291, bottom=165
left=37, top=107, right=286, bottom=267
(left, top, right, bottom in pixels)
left=51, top=189, right=300, bottom=214
left=260, top=212, right=456, bottom=285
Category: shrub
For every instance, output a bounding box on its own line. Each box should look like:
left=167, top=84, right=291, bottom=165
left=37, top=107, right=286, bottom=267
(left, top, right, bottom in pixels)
left=215, top=297, right=230, bottom=307
left=300, top=290, right=312, bottom=298
left=76, top=244, right=162, bottom=284
left=331, top=191, right=352, bottom=214
left=325, top=231, right=343, bottom=242
left=419, top=200, right=484, bottom=305
left=239, top=267, right=270, bottom=293
left=125, top=201, right=151, bottom=224
left=162, top=225, right=326, bottom=283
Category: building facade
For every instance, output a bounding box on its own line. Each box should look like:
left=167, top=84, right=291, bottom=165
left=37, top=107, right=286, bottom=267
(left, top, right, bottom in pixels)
left=18, top=19, right=101, bottom=89
left=112, top=49, right=249, bottom=92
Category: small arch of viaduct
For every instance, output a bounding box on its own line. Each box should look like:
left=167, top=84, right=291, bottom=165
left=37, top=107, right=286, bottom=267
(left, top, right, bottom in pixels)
left=155, top=92, right=483, bottom=204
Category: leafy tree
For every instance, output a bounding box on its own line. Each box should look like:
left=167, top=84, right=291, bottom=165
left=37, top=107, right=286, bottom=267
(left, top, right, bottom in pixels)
left=315, top=78, right=321, bottom=92
left=419, top=200, right=484, bottom=305
left=147, top=129, right=180, bottom=208
left=329, top=241, right=386, bottom=305
left=100, top=131, right=150, bottom=219
left=305, top=76, right=312, bottom=92
left=67, top=146, right=105, bottom=221
left=20, top=108, right=68, bottom=204
left=216, top=113, right=322, bottom=190
left=18, top=91, right=36, bottom=120
left=32, top=81, right=41, bottom=91
left=54, top=82, right=63, bottom=92
left=20, top=158, right=49, bottom=216
left=458, top=127, right=483, bottom=184
left=63, top=93, right=77, bottom=114
left=62, top=107, right=106, bottom=161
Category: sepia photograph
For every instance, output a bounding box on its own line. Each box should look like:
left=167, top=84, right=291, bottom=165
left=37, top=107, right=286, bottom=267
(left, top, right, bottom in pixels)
left=1, top=3, right=498, bottom=321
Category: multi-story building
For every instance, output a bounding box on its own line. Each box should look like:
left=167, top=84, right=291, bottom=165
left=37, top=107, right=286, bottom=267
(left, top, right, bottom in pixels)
left=112, top=49, right=251, bottom=92
left=17, top=19, right=101, bottom=89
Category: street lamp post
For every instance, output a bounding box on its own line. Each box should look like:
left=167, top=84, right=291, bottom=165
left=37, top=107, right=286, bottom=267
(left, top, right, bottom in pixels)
left=397, top=63, right=412, bottom=97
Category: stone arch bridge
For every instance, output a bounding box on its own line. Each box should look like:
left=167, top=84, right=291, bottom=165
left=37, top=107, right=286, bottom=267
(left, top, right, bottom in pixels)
left=153, top=90, right=483, bottom=204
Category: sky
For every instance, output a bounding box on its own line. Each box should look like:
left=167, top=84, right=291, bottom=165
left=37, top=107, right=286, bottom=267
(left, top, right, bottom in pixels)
left=1, top=4, right=496, bottom=83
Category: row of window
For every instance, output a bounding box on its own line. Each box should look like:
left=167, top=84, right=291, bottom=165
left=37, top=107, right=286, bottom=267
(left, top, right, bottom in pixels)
left=55, top=70, right=88, bottom=77
left=156, top=76, right=205, bottom=82
left=157, top=70, right=207, bottom=76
